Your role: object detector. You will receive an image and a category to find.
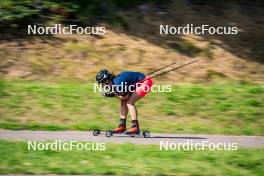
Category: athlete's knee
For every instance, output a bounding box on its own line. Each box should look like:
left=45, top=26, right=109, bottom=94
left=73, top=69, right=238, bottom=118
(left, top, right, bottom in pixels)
left=126, top=101, right=135, bottom=108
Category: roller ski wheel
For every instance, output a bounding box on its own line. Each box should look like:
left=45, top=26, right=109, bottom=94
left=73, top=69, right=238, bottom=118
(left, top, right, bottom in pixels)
left=93, top=129, right=101, bottom=136
left=142, top=130, right=150, bottom=138
left=106, top=130, right=113, bottom=137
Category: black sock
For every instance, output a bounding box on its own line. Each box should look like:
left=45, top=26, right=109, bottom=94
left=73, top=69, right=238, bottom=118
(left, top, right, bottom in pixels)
left=131, top=120, right=139, bottom=128
left=119, top=118, right=126, bottom=127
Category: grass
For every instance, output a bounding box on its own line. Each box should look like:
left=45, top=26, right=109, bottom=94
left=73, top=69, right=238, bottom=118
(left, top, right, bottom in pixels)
left=0, top=140, right=263, bottom=175
left=168, top=40, right=215, bottom=59
left=0, top=79, right=263, bottom=135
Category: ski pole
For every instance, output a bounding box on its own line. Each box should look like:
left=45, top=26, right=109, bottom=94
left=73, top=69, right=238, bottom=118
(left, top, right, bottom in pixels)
left=147, top=60, right=198, bottom=80
left=146, top=61, right=178, bottom=76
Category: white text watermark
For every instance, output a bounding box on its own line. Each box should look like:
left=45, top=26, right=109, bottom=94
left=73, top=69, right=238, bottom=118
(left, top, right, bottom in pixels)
left=93, top=82, right=172, bottom=94
left=160, top=140, right=238, bottom=151
left=28, top=24, right=106, bottom=35
left=27, top=140, right=106, bottom=151
left=160, top=24, right=238, bottom=35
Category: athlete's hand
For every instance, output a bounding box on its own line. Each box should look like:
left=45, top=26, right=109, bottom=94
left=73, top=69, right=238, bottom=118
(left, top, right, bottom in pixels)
left=101, top=92, right=116, bottom=98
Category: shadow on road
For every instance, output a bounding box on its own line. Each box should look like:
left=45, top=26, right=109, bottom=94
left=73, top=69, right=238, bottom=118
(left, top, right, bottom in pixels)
left=114, top=135, right=207, bottom=139
left=150, top=136, right=207, bottom=139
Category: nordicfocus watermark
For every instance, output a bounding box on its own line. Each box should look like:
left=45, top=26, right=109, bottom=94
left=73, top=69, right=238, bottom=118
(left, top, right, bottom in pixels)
left=28, top=24, right=106, bottom=35
left=160, top=140, right=238, bottom=151
left=93, top=82, right=172, bottom=94
left=27, top=140, right=106, bottom=151
left=160, top=24, right=238, bottom=35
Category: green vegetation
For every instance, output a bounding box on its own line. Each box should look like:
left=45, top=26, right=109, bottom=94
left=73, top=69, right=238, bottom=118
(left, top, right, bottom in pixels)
left=0, top=0, right=75, bottom=28
left=0, top=0, right=39, bottom=27
left=1, top=79, right=263, bottom=135
left=0, top=140, right=263, bottom=175
left=0, top=0, right=151, bottom=28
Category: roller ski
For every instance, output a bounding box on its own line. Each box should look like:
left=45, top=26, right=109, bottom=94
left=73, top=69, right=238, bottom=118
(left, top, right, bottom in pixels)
left=92, top=127, right=150, bottom=138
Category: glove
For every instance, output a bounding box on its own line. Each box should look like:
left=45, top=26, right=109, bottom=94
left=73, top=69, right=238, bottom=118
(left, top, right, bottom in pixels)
left=101, top=91, right=116, bottom=97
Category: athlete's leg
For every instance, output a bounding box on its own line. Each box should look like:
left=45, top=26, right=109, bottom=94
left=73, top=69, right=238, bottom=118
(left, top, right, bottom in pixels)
left=112, top=100, right=128, bottom=133
left=125, top=92, right=142, bottom=134
left=125, top=78, right=153, bottom=134
left=126, top=92, right=142, bottom=120
left=120, top=99, right=128, bottom=119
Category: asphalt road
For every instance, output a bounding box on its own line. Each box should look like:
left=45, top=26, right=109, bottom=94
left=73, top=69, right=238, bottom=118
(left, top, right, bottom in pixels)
left=0, top=130, right=264, bottom=148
